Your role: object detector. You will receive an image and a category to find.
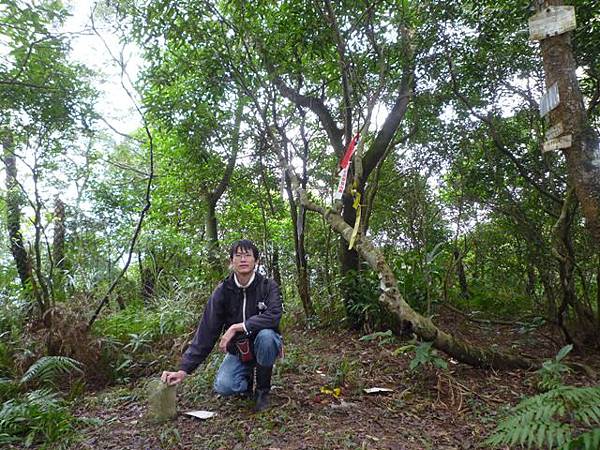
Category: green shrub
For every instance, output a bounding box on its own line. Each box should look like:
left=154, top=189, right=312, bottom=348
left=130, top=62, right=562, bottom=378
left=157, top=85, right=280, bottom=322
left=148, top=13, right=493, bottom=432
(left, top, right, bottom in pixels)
left=94, top=292, right=201, bottom=343
left=94, top=292, right=202, bottom=382
left=20, top=356, right=84, bottom=388
left=0, top=298, right=26, bottom=378
left=359, top=330, right=396, bottom=346
left=341, top=269, right=399, bottom=332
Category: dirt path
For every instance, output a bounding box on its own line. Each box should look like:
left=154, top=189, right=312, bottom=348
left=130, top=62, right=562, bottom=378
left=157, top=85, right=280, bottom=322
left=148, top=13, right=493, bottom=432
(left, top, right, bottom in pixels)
left=70, top=316, right=598, bottom=449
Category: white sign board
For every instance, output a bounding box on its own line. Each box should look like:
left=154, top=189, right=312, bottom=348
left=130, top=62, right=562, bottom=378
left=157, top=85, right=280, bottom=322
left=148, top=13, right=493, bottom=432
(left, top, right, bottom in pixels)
left=529, top=6, right=576, bottom=41
left=540, top=83, right=560, bottom=117
left=543, top=134, right=572, bottom=153
left=545, top=122, right=564, bottom=140
left=334, top=166, right=349, bottom=200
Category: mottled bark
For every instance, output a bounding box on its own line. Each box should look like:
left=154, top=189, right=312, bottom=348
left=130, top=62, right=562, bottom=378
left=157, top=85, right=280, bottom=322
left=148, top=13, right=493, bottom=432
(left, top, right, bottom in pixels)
left=204, top=197, right=221, bottom=273
left=53, top=197, right=66, bottom=270
left=3, top=133, right=33, bottom=289
left=52, top=197, right=66, bottom=299
left=453, top=249, right=469, bottom=299
left=537, top=0, right=600, bottom=245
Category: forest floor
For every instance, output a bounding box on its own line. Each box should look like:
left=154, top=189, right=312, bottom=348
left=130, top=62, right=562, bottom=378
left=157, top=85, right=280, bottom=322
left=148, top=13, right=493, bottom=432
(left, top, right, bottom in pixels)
left=62, top=310, right=599, bottom=450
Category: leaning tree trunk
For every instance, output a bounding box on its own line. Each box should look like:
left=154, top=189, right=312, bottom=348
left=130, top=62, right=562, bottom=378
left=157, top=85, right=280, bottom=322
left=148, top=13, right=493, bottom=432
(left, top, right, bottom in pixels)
left=324, top=204, right=533, bottom=368
left=283, top=161, right=535, bottom=369
left=536, top=0, right=600, bottom=245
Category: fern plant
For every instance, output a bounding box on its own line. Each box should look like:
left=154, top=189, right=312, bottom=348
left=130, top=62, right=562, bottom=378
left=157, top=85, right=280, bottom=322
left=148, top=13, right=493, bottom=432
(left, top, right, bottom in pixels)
left=486, top=385, right=600, bottom=449
left=394, top=341, right=448, bottom=371
left=0, top=356, right=85, bottom=447
left=20, top=356, right=83, bottom=387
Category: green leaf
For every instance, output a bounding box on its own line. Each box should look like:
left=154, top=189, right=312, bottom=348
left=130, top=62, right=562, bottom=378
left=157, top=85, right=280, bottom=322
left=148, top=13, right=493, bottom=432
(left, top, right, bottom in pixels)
left=555, top=345, right=573, bottom=363
left=393, top=345, right=416, bottom=356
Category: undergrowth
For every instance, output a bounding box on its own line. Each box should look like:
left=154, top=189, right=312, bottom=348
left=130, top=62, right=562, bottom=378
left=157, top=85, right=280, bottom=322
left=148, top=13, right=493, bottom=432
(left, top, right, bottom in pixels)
left=93, top=289, right=203, bottom=383
left=0, top=356, right=87, bottom=448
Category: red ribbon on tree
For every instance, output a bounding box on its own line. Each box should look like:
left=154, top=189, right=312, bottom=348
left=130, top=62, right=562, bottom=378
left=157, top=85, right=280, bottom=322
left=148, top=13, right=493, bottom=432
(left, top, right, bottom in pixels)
left=334, top=133, right=360, bottom=200
left=339, top=133, right=360, bottom=170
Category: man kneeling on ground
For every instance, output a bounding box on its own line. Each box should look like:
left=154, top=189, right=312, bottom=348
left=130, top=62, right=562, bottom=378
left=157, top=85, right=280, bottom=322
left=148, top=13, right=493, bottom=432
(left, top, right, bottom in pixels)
left=161, top=239, right=283, bottom=412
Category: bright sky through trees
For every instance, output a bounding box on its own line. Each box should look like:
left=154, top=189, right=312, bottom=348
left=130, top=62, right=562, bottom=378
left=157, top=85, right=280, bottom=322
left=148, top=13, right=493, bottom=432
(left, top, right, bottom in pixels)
left=65, top=0, right=141, bottom=138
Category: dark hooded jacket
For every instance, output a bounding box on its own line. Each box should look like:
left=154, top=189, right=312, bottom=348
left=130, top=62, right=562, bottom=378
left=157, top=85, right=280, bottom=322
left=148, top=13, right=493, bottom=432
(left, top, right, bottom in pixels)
left=179, top=272, right=282, bottom=374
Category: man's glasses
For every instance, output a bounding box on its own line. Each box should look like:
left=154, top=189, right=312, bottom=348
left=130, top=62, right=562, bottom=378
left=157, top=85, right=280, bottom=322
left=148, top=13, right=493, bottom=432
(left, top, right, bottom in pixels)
left=233, top=253, right=254, bottom=260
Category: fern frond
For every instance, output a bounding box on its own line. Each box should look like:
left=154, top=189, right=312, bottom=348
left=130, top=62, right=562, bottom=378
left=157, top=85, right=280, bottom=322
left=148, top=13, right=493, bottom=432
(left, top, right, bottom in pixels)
left=487, top=385, right=600, bottom=449
left=20, top=356, right=83, bottom=386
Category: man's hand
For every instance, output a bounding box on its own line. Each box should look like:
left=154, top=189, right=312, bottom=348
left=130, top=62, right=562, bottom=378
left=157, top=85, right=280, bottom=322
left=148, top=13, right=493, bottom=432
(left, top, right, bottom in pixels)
left=219, top=323, right=245, bottom=353
left=161, top=370, right=187, bottom=386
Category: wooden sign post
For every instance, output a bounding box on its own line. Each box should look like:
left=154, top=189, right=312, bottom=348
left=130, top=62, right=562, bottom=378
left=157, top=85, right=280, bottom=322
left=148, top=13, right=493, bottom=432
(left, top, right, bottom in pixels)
left=545, top=122, right=564, bottom=140
left=528, top=6, right=576, bottom=41
left=543, top=134, right=572, bottom=153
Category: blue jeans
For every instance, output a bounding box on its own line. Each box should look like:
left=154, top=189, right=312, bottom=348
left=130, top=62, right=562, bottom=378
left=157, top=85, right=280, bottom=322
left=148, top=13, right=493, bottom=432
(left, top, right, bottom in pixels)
left=213, top=329, right=282, bottom=396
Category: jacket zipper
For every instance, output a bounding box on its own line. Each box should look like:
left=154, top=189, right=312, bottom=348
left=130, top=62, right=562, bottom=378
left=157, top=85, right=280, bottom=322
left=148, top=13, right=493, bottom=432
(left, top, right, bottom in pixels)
left=242, top=288, right=247, bottom=325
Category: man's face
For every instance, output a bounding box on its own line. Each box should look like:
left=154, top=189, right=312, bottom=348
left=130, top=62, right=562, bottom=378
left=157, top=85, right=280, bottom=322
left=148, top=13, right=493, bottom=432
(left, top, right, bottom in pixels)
left=231, top=247, right=256, bottom=276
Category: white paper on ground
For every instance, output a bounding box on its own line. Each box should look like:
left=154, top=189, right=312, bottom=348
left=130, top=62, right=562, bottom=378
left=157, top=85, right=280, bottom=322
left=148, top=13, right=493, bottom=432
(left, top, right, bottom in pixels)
left=185, top=410, right=216, bottom=420
left=363, top=387, right=394, bottom=394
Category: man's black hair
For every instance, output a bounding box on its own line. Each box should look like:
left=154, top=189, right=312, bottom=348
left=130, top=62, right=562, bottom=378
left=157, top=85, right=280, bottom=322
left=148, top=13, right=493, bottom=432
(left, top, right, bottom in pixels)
left=229, top=239, right=259, bottom=260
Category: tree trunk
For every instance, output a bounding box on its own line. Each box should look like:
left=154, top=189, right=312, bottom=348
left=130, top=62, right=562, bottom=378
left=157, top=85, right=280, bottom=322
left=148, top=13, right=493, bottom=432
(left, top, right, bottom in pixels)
left=339, top=191, right=361, bottom=326
left=205, top=196, right=221, bottom=274
left=552, top=188, right=597, bottom=344
left=271, top=246, right=282, bottom=289
left=52, top=197, right=66, bottom=298
left=536, top=0, right=600, bottom=245
left=284, top=173, right=314, bottom=318
left=526, top=265, right=536, bottom=298
left=3, top=133, right=33, bottom=290
left=52, top=197, right=66, bottom=270
left=596, top=253, right=600, bottom=330
left=453, top=249, right=469, bottom=299
left=202, top=96, right=244, bottom=277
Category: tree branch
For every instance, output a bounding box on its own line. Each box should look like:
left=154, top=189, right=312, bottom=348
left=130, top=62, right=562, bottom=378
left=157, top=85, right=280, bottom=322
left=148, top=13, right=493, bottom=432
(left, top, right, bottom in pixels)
left=362, top=67, right=413, bottom=180
left=87, top=8, right=154, bottom=329
left=322, top=0, right=353, bottom=143
left=211, top=96, right=243, bottom=201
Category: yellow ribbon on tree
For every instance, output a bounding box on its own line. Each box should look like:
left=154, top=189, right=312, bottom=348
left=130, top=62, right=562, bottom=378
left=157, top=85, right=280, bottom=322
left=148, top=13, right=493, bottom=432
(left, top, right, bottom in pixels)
left=349, top=190, right=361, bottom=250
